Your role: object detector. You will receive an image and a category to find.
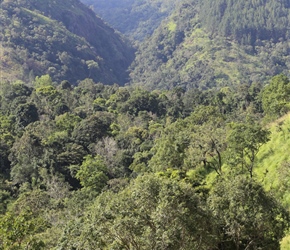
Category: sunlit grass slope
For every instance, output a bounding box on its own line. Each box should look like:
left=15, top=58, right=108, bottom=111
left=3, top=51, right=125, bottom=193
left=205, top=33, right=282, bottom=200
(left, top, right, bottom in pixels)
left=255, top=113, right=290, bottom=209
left=255, top=114, right=290, bottom=249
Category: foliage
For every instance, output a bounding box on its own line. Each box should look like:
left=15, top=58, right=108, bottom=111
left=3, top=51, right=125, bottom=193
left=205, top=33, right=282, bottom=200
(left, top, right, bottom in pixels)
left=81, top=0, right=179, bottom=41
left=2, top=0, right=290, bottom=247
left=130, top=0, right=290, bottom=91
left=0, top=74, right=289, bottom=248
left=262, top=74, right=290, bottom=119
left=200, top=0, right=290, bottom=45
left=208, top=174, right=289, bottom=249
left=75, top=155, right=108, bottom=193
left=0, top=209, right=48, bottom=249
left=0, top=0, right=134, bottom=85
left=226, top=120, right=270, bottom=178
left=61, top=174, right=216, bottom=249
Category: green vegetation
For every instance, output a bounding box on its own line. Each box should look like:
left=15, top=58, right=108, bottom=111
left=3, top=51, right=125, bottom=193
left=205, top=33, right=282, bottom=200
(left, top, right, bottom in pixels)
left=200, top=0, right=290, bottom=45
left=81, top=0, right=179, bottom=40
left=0, top=73, right=290, bottom=248
left=256, top=114, right=290, bottom=207
left=0, top=0, right=134, bottom=85
left=130, top=0, right=290, bottom=90
left=2, top=0, right=290, bottom=249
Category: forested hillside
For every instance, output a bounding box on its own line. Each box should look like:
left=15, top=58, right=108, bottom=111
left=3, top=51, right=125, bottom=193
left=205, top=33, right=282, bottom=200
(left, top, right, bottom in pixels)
left=81, top=0, right=179, bottom=40
left=130, top=0, right=290, bottom=90
left=2, top=0, right=290, bottom=249
left=200, top=0, right=290, bottom=45
left=1, top=74, right=290, bottom=249
left=0, top=0, right=134, bottom=84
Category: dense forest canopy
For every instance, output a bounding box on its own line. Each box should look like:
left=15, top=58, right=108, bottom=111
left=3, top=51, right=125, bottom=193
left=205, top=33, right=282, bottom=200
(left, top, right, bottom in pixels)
left=200, top=0, right=290, bottom=45
left=0, top=74, right=290, bottom=248
left=2, top=0, right=290, bottom=249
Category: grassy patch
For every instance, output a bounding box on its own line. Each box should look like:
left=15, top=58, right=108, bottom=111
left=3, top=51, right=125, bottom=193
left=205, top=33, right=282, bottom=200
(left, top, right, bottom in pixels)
left=167, top=21, right=177, bottom=32
left=281, top=234, right=290, bottom=249
left=21, top=8, right=54, bottom=25
left=256, top=115, right=290, bottom=203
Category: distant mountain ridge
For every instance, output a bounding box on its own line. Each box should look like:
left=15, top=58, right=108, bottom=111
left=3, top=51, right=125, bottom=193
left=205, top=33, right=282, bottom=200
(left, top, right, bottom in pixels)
left=81, top=0, right=179, bottom=41
left=0, top=0, right=135, bottom=85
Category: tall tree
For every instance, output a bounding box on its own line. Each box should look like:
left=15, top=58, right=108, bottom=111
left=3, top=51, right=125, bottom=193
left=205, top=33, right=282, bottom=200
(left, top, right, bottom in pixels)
left=208, top=175, right=288, bottom=249
left=262, top=74, right=290, bottom=119
left=226, top=121, right=270, bottom=178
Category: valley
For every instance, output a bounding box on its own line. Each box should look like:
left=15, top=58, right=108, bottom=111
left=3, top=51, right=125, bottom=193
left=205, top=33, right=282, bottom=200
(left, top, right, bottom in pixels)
left=1, top=0, right=290, bottom=249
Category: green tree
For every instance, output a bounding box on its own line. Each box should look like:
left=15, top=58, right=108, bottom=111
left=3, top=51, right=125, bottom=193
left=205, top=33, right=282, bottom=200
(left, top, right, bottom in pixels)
left=34, top=75, right=53, bottom=88
left=0, top=209, right=48, bottom=249
left=9, top=132, right=44, bottom=184
left=262, top=74, right=290, bottom=119
left=76, top=155, right=108, bottom=193
left=149, top=119, right=189, bottom=172
left=226, top=121, right=270, bottom=178
left=15, top=103, right=39, bottom=129
left=86, top=60, right=99, bottom=78
left=208, top=175, right=289, bottom=249
left=72, top=112, right=113, bottom=148
left=55, top=113, right=81, bottom=134
left=59, top=174, right=215, bottom=249
left=184, top=106, right=226, bottom=174
left=120, top=88, right=160, bottom=116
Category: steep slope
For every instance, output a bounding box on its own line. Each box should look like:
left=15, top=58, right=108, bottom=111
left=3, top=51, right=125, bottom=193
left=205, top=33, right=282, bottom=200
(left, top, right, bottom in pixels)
left=200, top=0, right=290, bottom=45
left=130, top=0, right=290, bottom=90
left=256, top=113, right=290, bottom=208
left=255, top=114, right=290, bottom=249
left=81, top=0, right=179, bottom=41
left=0, top=0, right=135, bottom=85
